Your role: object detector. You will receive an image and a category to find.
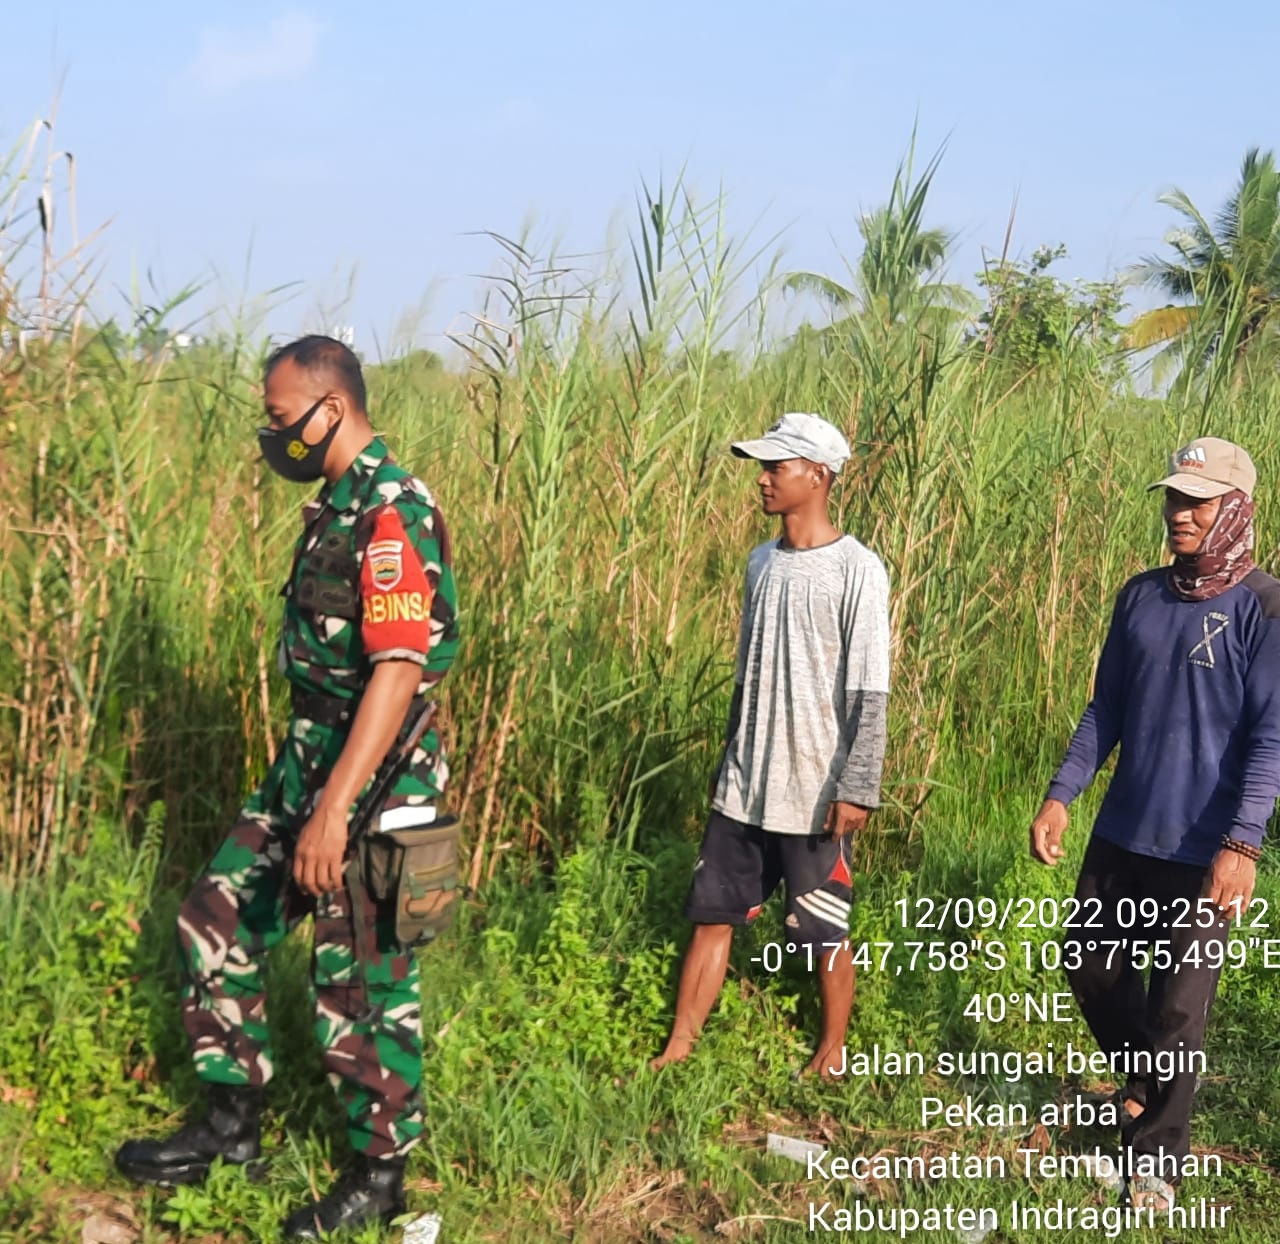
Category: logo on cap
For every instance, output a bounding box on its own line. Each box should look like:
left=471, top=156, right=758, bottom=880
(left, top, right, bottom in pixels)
left=1176, top=446, right=1207, bottom=470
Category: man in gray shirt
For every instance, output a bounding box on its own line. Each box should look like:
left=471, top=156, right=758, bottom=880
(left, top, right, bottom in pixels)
left=652, top=413, right=891, bottom=1078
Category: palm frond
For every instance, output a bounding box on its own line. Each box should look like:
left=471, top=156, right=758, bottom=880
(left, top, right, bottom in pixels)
left=1124, top=304, right=1197, bottom=350
left=1157, top=187, right=1214, bottom=240
left=780, top=270, right=859, bottom=310
left=1126, top=255, right=1197, bottom=300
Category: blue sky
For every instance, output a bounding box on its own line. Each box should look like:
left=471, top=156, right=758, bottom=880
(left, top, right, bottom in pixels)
left=3, top=0, right=1277, bottom=354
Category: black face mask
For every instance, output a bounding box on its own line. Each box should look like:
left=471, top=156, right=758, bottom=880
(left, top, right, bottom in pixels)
left=257, top=396, right=342, bottom=483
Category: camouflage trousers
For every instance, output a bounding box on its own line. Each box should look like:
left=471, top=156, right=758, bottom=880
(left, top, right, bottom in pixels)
left=178, top=818, right=424, bottom=1158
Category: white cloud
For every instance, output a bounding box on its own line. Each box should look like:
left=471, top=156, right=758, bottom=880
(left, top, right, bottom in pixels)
left=189, top=11, right=324, bottom=92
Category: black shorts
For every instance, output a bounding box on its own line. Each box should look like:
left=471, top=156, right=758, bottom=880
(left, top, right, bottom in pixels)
left=684, top=810, right=854, bottom=951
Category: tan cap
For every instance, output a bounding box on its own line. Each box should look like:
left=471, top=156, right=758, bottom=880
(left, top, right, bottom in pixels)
left=1147, top=436, right=1256, bottom=500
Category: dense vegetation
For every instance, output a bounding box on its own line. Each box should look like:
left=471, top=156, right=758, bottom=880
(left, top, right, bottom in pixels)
left=3, top=133, right=1280, bottom=1242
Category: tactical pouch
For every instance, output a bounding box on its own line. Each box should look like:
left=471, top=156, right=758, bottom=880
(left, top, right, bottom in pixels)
left=362, top=814, right=460, bottom=948
left=294, top=529, right=361, bottom=619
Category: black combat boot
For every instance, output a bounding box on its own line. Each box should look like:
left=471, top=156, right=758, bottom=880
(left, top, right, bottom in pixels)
left=282, top=1154, right=407, bottom=1239
left=115, top=1083, right=263, bottom=1186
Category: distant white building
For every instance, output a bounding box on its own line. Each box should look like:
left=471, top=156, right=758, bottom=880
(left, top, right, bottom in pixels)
left=1, top=326, right=46, bottom=355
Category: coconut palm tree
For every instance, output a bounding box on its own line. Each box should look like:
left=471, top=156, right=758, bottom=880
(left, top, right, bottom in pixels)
left=783, top=143, right=971, bottom=330
left=1126, top=148, right=1280, bottom=381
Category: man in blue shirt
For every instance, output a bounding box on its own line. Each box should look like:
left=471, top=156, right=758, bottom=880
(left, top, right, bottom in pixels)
left=1031, top=437, right=1280, bottom=1212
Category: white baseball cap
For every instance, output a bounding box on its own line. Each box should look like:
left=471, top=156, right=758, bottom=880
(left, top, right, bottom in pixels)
left=731, top=412, right=852, bottom=474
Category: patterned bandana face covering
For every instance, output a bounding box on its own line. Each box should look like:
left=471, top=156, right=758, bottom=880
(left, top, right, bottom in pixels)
left=1167, top=488, right=1256, bottom=602
left=258, top=396, right=343, bottom=483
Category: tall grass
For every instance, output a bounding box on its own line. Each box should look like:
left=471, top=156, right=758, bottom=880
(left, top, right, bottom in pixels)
left=3, top=150, right=1278, bottom=883
left=8, top=135, right=1280, bottom=1242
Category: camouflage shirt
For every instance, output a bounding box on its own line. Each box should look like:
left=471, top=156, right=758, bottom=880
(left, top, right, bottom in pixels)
left=243, top=437, right=460, bottom=830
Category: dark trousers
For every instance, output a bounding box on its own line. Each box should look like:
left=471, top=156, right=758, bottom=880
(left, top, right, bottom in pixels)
left=1063, top=835, right=1226, bottom=1168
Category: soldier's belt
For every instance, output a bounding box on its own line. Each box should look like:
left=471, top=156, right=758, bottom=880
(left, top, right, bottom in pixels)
left=291, top=688, right=358, bottom=728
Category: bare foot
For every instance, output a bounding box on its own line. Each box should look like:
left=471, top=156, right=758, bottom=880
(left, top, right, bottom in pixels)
left=799, top=1044, right=846, bottom=1081
left=649, top=1035, right=695, bottom=1070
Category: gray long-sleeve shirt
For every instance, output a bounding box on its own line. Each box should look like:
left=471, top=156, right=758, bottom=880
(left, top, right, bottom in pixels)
left=712, top=534, right=891, bottom=835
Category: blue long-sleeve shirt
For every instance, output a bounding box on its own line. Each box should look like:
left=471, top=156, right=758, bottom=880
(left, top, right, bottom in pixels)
left=1047, top=568, right=1280, bottom=865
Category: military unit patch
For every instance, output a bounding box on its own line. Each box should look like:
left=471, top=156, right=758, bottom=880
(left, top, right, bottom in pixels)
left=368, top=539, right=404, bottom=590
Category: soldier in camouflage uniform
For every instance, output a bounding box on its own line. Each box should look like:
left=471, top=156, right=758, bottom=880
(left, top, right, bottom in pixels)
left=116, top=336, right=459, bottom=1240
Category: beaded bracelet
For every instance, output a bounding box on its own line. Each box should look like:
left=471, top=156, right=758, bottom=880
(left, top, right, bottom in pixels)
left=1220, top=836, right=1262, bottom=862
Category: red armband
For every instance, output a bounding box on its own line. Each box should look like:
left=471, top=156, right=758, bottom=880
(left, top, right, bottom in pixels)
left=360, top=506, right=432, bottom=657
